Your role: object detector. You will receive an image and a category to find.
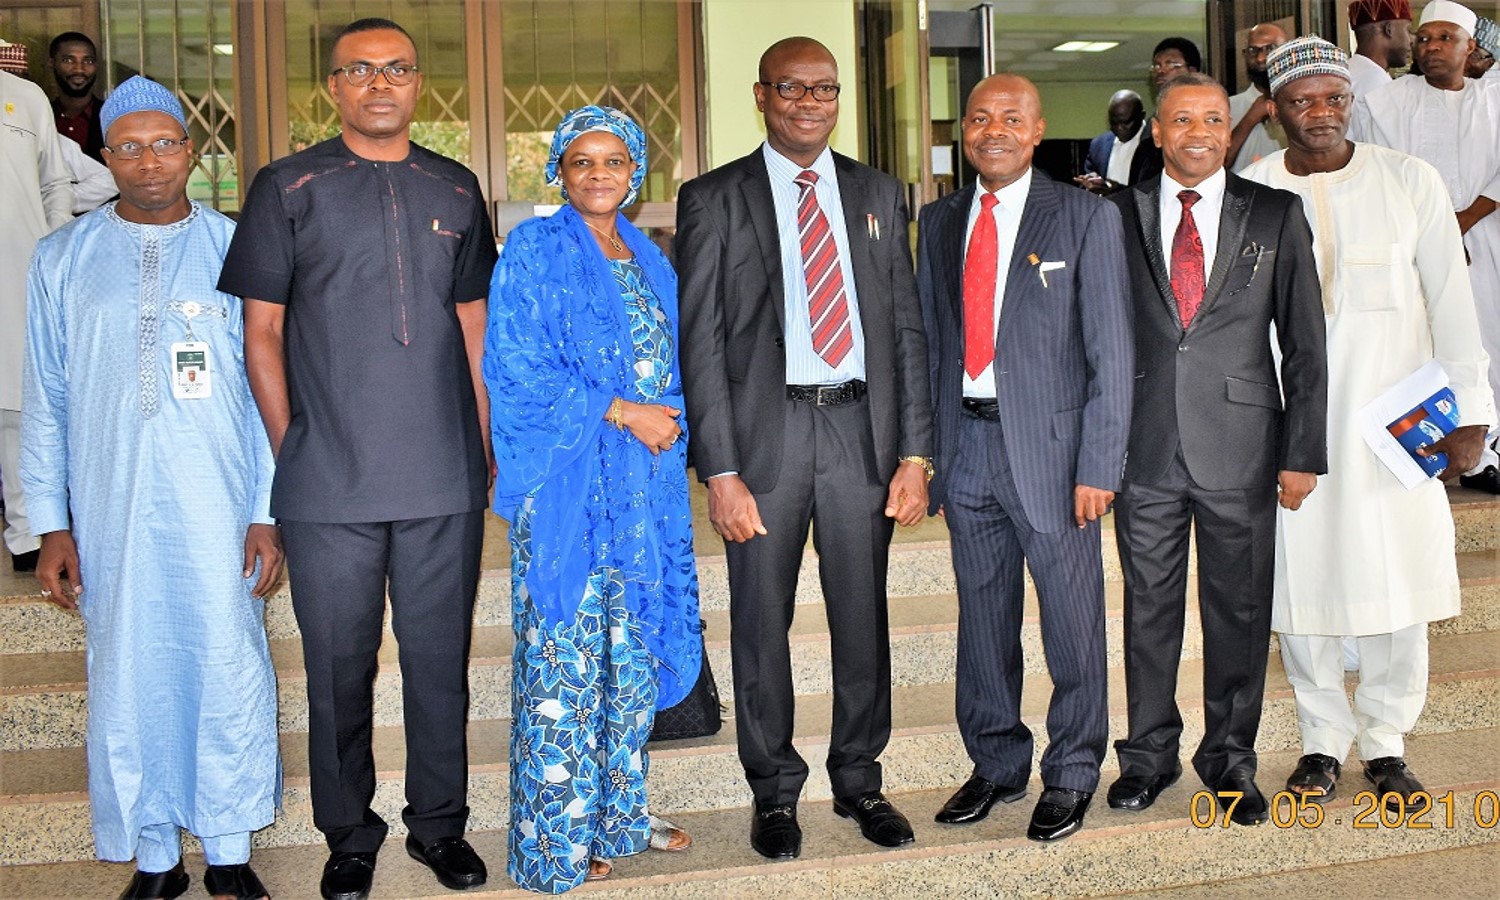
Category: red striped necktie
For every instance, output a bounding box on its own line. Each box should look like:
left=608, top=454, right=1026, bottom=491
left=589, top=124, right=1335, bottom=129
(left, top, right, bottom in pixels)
left=794, top=169, right=853, bottom=367
left=962, top=192, right=1000, bottom=379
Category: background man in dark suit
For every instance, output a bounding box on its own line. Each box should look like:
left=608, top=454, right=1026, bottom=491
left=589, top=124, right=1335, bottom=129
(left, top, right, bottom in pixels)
left=1106, top=72, right=1327, bottom=826
left=1075, top=89, right=1158, bottom=195
left=918, top=74, right=1134, bottom=843
left=675, top=36, right=933, bottom=861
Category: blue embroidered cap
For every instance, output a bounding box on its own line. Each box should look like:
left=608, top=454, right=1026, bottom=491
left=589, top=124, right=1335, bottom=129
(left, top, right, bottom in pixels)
left=1475, top=16, right=1498, bottom=57
left=545, top=105, right=648, bottom=208
left=100, top=75, right=189, bottom=142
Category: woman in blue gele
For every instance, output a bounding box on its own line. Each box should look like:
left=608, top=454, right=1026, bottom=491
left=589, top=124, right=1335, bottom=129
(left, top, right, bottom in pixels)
left=483, top=105, right=702, bottom=893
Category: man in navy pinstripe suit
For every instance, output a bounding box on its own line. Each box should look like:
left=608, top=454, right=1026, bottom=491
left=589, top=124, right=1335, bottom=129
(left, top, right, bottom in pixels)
left=916, top=74, right=1134, bottom=842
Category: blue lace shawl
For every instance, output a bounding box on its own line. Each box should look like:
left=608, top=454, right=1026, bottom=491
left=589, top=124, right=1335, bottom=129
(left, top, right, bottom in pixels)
left=484, top=204, right=701, bottom=708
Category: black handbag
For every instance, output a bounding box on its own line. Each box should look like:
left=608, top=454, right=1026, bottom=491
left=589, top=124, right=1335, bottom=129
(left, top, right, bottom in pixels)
left=650, top=621, right=723, bottom=741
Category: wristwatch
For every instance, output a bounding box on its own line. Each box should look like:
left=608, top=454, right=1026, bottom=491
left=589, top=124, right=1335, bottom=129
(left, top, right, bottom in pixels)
left=900, top=455, right=935, bottom=481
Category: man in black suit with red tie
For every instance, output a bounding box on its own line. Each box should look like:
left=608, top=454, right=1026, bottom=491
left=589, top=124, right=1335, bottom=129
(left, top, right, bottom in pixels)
left=1105, top=72, right=1327, bottom=825
left=675, top=36, right=933, bottom=860
left=917, top=74, right=1134, bottom=843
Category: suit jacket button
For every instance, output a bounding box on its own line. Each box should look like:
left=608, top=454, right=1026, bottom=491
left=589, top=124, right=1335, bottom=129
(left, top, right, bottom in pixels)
left=774, top=338, right=785, bottom=348
left=1178, top=345, right=1188, bottom=352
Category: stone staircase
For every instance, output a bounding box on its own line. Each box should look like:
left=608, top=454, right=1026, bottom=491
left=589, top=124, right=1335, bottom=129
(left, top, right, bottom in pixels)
left=1, top=487, right=1497, bottom=898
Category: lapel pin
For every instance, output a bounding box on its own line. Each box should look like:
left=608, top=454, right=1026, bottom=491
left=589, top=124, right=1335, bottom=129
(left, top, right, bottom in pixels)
left=866, top=213, right=880, bottom=240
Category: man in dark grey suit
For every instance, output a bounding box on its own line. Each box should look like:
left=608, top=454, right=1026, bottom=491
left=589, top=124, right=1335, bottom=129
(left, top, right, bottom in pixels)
left=1105, top=72, right=1327, bottom=826
left=917, top=74, right=1134, bottom=843
left=675, top=36, right=933, bottom=860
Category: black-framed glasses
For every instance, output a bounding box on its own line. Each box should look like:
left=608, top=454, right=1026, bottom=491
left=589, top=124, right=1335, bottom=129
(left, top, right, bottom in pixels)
left=1242, top=43, right=1280, bottom=57
left=759, top=81, right=841, bottom=101
left=332, top=62, right=420, bottom=87
left=103, top=137, right=190, bottom=160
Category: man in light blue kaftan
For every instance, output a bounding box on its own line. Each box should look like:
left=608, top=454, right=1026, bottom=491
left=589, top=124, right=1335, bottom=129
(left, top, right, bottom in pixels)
left=20, top=77, right=280, bottom=900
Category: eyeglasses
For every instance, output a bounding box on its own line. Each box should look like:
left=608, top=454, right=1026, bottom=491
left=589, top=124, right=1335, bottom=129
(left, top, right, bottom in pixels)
left=1242, top=43, right=1280, bottom=57
left=332, top=63, right=420, bottom=87
left=759, top=81, right=841, bottom=101
left=1150, top=60, right=1187, bottom=72
left=103, top=137, right=190, bottom=160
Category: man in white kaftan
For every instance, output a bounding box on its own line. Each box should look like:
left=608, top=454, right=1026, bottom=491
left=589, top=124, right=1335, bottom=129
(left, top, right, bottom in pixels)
left=1245, top=36, right=1494, bottom=809
left=0, top=69, right=73, bottom=571
left=20, top=77, right=280, bottom=900
left=1350, top=1, right=1500, bottom=485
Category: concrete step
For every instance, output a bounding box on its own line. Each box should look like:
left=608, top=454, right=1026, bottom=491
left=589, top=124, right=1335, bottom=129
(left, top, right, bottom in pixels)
left=2, top=728, right=1495, bottom=897
left=7, top=564, right=1497, bottom=753
left=3, top=630, right=1496, bottom=865
left=4, top=489, right=1492, bottom=658
left=1116, top=842, right=1500, bottom=898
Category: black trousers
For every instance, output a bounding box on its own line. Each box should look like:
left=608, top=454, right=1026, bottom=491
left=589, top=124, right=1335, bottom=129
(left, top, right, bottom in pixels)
left=944, top=412, right=1109, bottom=793
left=725, top=395, right=894, bottom=805
left=280, top=511, right=483, bottom=853
left=1113, top=451, right=1277, bottom=785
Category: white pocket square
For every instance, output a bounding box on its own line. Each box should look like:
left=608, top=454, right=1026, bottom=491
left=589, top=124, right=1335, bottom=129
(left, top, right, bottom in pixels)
left=1040, top=260, right=1067, bottom=272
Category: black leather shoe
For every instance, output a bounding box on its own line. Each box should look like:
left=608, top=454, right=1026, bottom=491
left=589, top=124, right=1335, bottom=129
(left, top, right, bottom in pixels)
left=1364, top=757, right=1426, bottom=811
left=935, top=774, right=1027, bottom=824
left=1460, top=465, right=1500, bottom=494
left=320, top=851, right=377, bottom=900
left=203, top=863, right=270, bottom=899
left=832, top=791, right=915, bottom=847
left=750, top=801, right=802, bottom=860
left=1106, top=766, right=1182, bottom=811
left=1213, top=770, right=1269, bottom=825
left=1027, top=787, right=1092, bottom=842
left=119, top=861, right=190, bottom=900
left=11, top=549, right=39, bottom=573
left=405, top=835, right=487, bottom=890
left=1286, top=753, right=1341, bottom=804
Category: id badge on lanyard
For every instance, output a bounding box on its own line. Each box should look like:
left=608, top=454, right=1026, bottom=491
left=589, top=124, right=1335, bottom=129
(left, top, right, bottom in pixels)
left=170, top=300, right=212, bottom=399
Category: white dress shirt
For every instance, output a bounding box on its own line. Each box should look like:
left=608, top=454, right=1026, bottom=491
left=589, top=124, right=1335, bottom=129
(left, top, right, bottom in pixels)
left=1159, top=167, right=1226, bottom=290
left=961, top=167, right=1032, bottom=399
left=1106, top=126, right=1142, bottom=184
left=762, top=143, right=867, bottom=386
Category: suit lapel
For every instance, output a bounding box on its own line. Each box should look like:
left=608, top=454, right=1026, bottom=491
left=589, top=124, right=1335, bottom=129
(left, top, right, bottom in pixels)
left=834, top=154, right=876, bottom=307
left=1196, top=173, right=1252, bottom=325
left=942, top=185, right=975, bottom=323
left=739, top=152, right=785, bottom=331
left=998, top=171, right=1061, bottom=353
left=1132, top=179, right=1182, bottom=329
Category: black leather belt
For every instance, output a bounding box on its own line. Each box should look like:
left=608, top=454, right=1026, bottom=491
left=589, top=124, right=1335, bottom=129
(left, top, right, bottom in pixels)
left=962, top=397, right=1001, bottom=420
left=786, top=380, right=866, bottom=406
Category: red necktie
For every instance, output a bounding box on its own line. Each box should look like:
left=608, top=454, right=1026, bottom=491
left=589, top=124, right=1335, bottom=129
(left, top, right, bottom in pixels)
left=962, top=192, right=1000, bottom=380
left=1171, top=189, right=1205, bottom=329
left=794, top=170, right=853, bottom=367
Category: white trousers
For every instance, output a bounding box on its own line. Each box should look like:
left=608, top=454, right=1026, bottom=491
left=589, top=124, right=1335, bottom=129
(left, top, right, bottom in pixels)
left=1278, top=623, right=1429, bottom=762
left=0, top=408, right=39, bottom=556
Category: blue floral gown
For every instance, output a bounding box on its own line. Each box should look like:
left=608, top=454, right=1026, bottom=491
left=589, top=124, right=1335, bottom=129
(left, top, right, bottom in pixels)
left=508, top=258, right=676, bottom=893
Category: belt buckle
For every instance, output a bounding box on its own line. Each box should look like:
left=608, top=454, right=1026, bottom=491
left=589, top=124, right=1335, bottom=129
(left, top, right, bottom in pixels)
left=816, top=384, right=839, bottom=405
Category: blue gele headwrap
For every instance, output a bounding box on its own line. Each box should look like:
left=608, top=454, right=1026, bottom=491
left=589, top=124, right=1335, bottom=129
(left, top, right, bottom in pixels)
left=100, top=75, right=189, bottom=142
left=545, top=105, right=648, bottom=208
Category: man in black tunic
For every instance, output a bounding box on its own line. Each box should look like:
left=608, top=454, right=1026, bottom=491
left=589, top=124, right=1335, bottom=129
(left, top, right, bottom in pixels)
left=218, top=18, right=497, bottom=900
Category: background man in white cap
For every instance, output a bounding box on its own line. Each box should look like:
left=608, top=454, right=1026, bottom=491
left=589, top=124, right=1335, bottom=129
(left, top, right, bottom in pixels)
left=1351, top=0, right=1500, bottom=491
left=22, top=75, right=280, bottom=900
left=1243, top=35, right=1494, bottom=811
left=1346, top=0, right=1414, bottom=97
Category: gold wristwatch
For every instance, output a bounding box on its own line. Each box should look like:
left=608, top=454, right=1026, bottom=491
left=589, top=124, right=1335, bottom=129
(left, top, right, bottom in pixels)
left=900, top=455, right=935, bottom=481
